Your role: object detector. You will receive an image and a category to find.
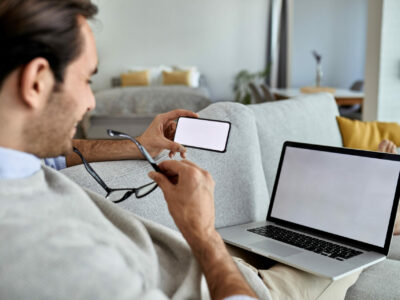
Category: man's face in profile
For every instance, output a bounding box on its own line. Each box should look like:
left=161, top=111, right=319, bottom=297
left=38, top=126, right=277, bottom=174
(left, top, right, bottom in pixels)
left=32, top=16, right=98, bottom=158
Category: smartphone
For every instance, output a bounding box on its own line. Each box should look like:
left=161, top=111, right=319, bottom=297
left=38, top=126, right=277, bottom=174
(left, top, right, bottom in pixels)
left=173, top=117, right=231, bottom=152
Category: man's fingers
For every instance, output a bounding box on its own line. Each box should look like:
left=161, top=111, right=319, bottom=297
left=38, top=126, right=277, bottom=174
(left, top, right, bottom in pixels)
left=378, top=139, right=398, bottom=154
left=378, top=140, right=389, bottom=152
left=180, top=159, right=200, bottom=168
left=158, top=159, right=187, bottom=175
left=148, top=171, right=173, bottom=191
left=165, top=122, right=177, bottom=140
left=390, top=143, right=397, bottom=154
left=159, top=109, right=199, bottom=123
left=162, top=138, right=186, bottom=154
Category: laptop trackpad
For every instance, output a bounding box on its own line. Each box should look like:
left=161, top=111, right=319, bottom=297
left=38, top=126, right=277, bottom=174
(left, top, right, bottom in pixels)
left=250, top=240, right=302, bottom=257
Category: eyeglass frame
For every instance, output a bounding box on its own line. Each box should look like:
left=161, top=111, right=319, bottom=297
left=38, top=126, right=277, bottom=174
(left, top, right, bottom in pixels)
left=72, top=144, right=158, bottom=203
left=107, top=129, right=162, bottom=173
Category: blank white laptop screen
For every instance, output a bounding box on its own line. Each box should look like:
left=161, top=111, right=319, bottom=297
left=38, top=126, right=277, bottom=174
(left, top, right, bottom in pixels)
left=271, top=146, right=400, bottom=247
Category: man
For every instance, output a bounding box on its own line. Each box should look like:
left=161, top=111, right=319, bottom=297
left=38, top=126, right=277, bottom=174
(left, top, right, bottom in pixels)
left=0, top=1, right=258, bottom=299
left=0, top=1, right=362, bottom=299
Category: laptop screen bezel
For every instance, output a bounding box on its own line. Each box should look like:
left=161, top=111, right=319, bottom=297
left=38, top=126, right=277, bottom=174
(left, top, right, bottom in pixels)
left=266, top=141, right=400, bottom=255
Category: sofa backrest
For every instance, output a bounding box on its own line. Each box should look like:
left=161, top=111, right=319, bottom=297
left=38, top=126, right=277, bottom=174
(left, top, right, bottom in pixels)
left=186, top=102, right=270, bottom=228
left=249, top=93, right=343, bottom=193
left=61, top=101, right=270, bottom=230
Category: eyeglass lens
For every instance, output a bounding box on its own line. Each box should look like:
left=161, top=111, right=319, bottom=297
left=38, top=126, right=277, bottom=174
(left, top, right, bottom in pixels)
left=73, top=147, right=158, bottom=202
left=136, top=182, right=158, bottom=198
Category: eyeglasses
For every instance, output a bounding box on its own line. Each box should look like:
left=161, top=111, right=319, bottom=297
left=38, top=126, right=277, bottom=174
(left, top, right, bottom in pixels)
left=107, top=129, right=162, bottom=173
left=73, top=130, right=161, bottom=203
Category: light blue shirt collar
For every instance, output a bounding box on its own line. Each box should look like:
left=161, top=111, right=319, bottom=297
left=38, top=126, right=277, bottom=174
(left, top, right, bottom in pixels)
left=0, top=147, right=41, bottom=179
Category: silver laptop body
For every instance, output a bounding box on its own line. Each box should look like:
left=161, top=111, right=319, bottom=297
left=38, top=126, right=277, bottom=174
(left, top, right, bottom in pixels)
left=218, top=142, right=400, bottom=280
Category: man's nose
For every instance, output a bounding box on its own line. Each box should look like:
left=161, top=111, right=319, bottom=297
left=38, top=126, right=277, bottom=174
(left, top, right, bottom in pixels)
left=87, top=90, right=96, bottom=112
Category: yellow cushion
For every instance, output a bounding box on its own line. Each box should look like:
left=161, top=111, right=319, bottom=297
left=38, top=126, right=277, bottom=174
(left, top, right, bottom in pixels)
left=336, top=116, right=400, bottom=150
left=120, top=70, right=150, bottom=86
left=162, top=70, right=191, bottom=86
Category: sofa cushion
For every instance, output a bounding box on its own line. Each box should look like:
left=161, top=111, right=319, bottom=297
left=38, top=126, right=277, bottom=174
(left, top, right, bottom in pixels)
left=61, top=102, right=270, bottom=229
left=346, top=259, right=400, bottom=299
left=249, top=93, right=343, bottom=192
left=388, top=235, right=400, bottom=260
left=186, top=102, right=270, bottom=228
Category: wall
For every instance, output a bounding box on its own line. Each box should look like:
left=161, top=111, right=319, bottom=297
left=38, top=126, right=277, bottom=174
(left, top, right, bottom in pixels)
left=363, top=0, right=400, bottom=122
left=290, top=0, right=368, bottom=89
left=90, top=0, right=269, bottom=101
left=375, top=0, right=400, bottom=122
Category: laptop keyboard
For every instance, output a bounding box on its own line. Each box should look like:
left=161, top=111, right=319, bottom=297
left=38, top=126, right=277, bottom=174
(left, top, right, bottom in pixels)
left=248, top=225, right=363, bottom=261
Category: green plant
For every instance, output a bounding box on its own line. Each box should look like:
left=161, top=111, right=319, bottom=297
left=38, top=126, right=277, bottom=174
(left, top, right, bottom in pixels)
left=233, top=68, right=269, bottom=105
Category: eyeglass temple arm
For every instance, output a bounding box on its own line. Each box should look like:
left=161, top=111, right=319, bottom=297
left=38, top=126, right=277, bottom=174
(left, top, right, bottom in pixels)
left=72, top=147, right=111, bottom=193
left=107, top=129, right=162, bottom=173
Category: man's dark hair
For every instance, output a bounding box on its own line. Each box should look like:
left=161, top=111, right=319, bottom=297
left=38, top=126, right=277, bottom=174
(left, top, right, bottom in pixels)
left=0, top=0, right=98, bottom=88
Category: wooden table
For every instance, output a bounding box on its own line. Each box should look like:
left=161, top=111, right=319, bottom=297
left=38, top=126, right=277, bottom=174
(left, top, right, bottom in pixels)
left=270, top=88, right=364, bottom=106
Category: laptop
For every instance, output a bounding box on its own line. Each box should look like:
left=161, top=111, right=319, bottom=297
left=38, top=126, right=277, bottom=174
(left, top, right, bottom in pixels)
left=218, top=141, right=400, bottom=280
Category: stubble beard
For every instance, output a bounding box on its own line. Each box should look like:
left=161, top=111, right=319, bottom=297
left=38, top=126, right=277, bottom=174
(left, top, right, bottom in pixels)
left=23, top=89, right=77, bottom=159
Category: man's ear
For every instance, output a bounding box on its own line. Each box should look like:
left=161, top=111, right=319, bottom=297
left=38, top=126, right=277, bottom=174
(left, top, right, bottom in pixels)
left=19, top=58, right=55, bottom=109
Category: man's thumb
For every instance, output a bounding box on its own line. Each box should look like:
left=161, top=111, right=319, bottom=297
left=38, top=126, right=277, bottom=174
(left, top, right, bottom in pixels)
left=148, top=171, right=168, bottom=189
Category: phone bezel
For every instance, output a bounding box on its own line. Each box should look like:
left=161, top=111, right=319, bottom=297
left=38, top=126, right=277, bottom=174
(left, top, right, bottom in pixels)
left=174, top=117, right=231, bottom=153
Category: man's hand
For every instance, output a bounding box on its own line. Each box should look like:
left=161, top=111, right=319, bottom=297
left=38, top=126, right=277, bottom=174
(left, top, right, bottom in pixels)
left=149, top=160, right=215, bottom=242
left=149, top=161, right=257, bottom=299
left=65, top=110, right=197, bottom=167
left=137, top=109, right=199, bottom=159
left=378, top=139, right=398, bottom=154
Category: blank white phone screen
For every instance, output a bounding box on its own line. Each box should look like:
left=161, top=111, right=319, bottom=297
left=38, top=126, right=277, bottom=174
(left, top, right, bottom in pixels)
left=174, top=118, right=230, bottom=152
left=271, top=146, right=400, bottom=247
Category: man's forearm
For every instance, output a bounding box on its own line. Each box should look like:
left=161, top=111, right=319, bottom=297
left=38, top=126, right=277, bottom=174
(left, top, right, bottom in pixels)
left=188, top=231, right=257, bottom=300
left=66, top=139, right=143, bottom=167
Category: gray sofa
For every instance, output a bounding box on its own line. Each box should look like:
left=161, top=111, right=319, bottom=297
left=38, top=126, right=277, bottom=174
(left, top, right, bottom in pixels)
left=61, top=93, right=400, bottom=299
